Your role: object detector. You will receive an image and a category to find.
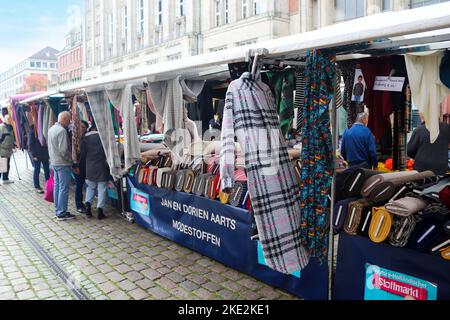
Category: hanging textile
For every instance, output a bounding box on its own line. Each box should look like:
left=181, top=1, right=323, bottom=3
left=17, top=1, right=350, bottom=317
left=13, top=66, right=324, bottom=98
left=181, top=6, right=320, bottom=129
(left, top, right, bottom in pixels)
left=30, top=104, right=39, bottom=138
left=148, top=77, right=205, bottom=133
left=106, top=84, right=141, bottom=173
left=86, top=90, right=122, bottom=181
left=405, top=51, right=450, bottom=143
left=77, top=101, right=90, bottom=121
left=48, top=96, right=68, bottom=117
left=145, top=89, right=164, bottom=133
left=135, top=101, right=142, bottom=135
left=220, top=71, right=310, bottom=274
left=337, top=61, right=363, bottom=128
left=71, top=96, right=82, bottom=163
left=299, top=50, right=336, bottom=264
left=109, top=101, right=119, bottom=136
left=266, top=69, right=296, bottom=136
left=295, top=68, right=306, bottom=134
left=38, top=102, right=45, bottom=146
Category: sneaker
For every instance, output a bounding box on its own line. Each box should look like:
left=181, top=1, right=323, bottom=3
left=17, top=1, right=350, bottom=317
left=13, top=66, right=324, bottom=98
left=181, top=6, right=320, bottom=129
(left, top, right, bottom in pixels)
left=36, top=188, right=44, bottom=194
left=56, top=212, right=76, bottom=221
left=3, top=180, right=14, bottom=185
left=77, top=207, right=87, bottom=214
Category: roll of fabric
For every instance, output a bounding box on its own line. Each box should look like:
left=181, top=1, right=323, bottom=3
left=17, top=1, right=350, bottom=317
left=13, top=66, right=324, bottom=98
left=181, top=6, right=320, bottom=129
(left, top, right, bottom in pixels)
left=207, top=175, right=221, bottom=200
left=183, top=170, right=195, bottom=193
left=440, top=186, right=450, bottom=209
left=408, top=213, right=447, bottom=252
left=361, top=171, right=419, bottom=198
left=441, top=247, right=450, bottom=260
left=357, top=207, right=375, bottom=237
left=219, top=191, right=230, bottom=205
left=389, top=215, right=417, bottom=247
left=369, top=207, right=393, bottom=243
left=367, top=182, right=397, bottom=203
left=175, top=171, right=186, bottom=192
left=193, top=173, right=211, bottom=197
left=343, top=169, right=380, bottom=197
left=344, top=199, right=373, bottom=236
left=204, top=176, right=216, bottom=198
left=333, top=198, right=360, bottom=234
left=385, top=197, right=427, bottom=217
left=445, top=221, right=450, bottom=235
left=430, top=238, right=450, bottom=255
left=229, top=182, right=246, bottom=207
left=161, top=171, right=176, bottom=189
left=156, top=168, right=172, bottom=188
left=423, top=203, right=449, bottom=216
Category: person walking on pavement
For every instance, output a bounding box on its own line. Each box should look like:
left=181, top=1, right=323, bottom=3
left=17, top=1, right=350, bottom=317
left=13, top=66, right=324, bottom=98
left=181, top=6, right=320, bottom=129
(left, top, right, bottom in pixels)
left=28, top=121, right=50, bottom=194
left=0, top=115, right=17, bottom=184
left=48, top=111, right=76, bottom=221
left=341, top=112, right=378, bottom=169
left=73, top=120, right=89, bottom=213
left=80, top=121, right=111, bottom=220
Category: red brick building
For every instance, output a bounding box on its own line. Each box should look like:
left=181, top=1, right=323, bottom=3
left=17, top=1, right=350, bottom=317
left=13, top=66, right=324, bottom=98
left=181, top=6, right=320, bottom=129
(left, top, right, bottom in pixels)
left=57, top=26, right=83, bottom=85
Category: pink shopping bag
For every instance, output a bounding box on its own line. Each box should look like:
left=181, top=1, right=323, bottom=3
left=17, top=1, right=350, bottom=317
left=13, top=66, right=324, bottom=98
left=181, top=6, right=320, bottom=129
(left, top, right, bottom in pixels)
left=44, top=173, right=54, bottom=203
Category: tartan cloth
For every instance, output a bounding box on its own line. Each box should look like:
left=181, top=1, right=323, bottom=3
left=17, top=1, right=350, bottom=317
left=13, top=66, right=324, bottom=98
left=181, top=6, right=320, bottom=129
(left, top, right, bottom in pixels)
left=71, top=96, right=82, bottom=163
left=220, top=72, right=310, bottom=274
left=295, top=68, right=306, bottom=134
left=86, top=90, right=123, bottom=181
left=299, top=50, right=336, bottom=264
left=106, top=85, right=141, bottom=173
left=266, top=69, right=296, bottom=136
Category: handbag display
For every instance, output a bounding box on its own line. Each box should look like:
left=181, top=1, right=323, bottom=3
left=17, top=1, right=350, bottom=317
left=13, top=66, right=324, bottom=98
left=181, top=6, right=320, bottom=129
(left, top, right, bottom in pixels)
left=369, top=207, right=393, bottom=243
left=344, top=199, right=372, bottom=236
left=388, top=215, right=417, bottom=247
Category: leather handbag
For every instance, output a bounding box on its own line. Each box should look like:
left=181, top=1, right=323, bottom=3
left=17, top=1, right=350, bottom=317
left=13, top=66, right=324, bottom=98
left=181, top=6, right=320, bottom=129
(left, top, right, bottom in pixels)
left=369, top=207, right=393, bottom=243
left=344, top=199, right=372, bottom=236
left=389, top=215, right=417, bottom=247
left=219, top=191, right=230, bottom=204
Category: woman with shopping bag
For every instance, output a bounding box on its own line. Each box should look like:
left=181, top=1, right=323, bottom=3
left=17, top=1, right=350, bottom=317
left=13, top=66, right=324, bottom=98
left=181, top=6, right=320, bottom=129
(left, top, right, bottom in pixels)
left=0, top=115, right=16, bottom=184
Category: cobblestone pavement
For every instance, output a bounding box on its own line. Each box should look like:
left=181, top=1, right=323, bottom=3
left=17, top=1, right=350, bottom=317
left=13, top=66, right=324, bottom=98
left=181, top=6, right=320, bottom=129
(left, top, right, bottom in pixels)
left=0, top=151, right=299, bottom=300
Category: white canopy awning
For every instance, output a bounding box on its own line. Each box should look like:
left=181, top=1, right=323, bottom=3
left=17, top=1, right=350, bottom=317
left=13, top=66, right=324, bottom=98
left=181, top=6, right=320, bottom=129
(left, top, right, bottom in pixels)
left=21, top=2, right=450, bottom=102
left=19, top=91, right=62, bottom=104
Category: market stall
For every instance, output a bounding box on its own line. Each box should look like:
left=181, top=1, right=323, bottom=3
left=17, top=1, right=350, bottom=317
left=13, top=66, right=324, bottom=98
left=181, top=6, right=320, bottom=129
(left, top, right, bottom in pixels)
left=18, top=3, right=450, bottom=300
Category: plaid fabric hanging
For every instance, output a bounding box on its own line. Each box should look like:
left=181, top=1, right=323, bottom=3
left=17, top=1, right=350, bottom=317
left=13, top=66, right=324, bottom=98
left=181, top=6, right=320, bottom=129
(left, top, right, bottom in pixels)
left=299, top=50, right=336, bottom=264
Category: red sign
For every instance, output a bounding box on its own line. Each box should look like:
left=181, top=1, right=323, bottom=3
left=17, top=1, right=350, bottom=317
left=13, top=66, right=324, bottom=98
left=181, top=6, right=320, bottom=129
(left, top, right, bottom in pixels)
left=373, top=274, right=428, bottom=300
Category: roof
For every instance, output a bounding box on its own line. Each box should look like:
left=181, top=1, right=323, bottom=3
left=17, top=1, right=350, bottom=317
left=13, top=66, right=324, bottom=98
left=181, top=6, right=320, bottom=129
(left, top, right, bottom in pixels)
left=29, top=47, right=59, bottom=61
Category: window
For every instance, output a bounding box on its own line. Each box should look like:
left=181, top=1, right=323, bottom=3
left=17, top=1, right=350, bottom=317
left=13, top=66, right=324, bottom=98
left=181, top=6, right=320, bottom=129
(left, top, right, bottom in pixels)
left=36, top=62, right=41, bottom=68
left=242, top=0, right=249, bottom=19
left=382, top=0, right=392, bottom=11
left=335, top=0, right=365, bottom=22
left=156, top=0, right=163, bottom=26
left=137, top=0, right=145, bottom=33
left=43, top=62, right=48, bottom=68
left=123, top=5, right=128, bottom=38
left=215, top=0, right=221, bottom=26
left=224, top=0, right=229, bottom=23
left=177, top=0, right=185, bottom=17
left=167, top=53, right=181, bottom=61
left=254, top=0, right=260, bottom=15
left=410, top=0, right=450, bottom=8
left=108, top=13, right=114, bottom=45
left=210, top=45, right=228, bottom=52
left=30, top=61, right=35, bottom=68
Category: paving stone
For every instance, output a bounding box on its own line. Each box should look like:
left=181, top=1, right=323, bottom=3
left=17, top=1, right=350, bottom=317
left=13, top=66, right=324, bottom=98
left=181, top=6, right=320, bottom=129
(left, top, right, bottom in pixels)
left=128, top=288, right=149, bottom=300
left=258, top=287, right=281, bottom=300
left=147, top=287, right=170, bottom=299
left=108, top=290, right=130, bottom=300
left=13, top=283, right=31, bottom=293
left=106, top=271, right=125, bottom=283
left=36, top=290, right=56, bottom=299
left=141, top=268, right=162, bottom=281
left=193, top=288, right=216, bottom=300
left=186, top=274, right=208, bottom=285
left=115, top=264, right=133, bottom=273
left=239, top=290, right=262, bottom=300
left=160, top=259, right=178, bottom=269
left=125, top=271, right=144, bottom=282
left=238, top=278, right=264, bottom=291
left=203, top=281, right=223, bottom=293
left=108, top=258, right=122, bottom=267
left=223, top=270, right=243, bottom=281
left=7, top=271, right=22, bottom=280
left=97, top=281, right=118, bottom=294
left=90, top=273, right=109, bottom=285
left=17, top=289, right=36, bottom=300
left=0, top=291, right=16, bottom=300
left=179, top=280, right=199, bottom=292
left=131, top=263, right=147, bottom=272
left=166, top=272, right=185, bottom=284
left=135, top=279, right=156, bottom=290
left=156, top=277, right=177, bottom=290
left=82, top=266, right=99, bottom=276
left=117, top=279, right=137, bottom=292
left=217, top=288, right=239, bottom=300
left=97, top=263, right=113, bottom=274
left=174, top=267, right=192, bottom=276
left=204, top=272, right=226, bottom=283
left=170, top=287, right=194, bottom=299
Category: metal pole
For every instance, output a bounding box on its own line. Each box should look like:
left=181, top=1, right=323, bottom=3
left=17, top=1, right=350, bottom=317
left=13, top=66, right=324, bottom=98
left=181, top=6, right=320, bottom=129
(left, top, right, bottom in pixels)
left=119, top=176, right=126, bottom=219
left=328, top=73, right=339, bottom=301
left=11, top=152, right=21, bottom=180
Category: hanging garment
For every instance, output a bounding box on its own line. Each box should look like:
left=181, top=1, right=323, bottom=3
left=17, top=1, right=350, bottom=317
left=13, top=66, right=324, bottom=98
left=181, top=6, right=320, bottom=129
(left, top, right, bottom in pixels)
left=106, top=84, right=141, bottom=173
left=86, top=90, right=123, bottom=181
left=295, top=68, right=306, bottom=134
left=266, top=69, right=296, bottom=136
left=145, top=89, right=164, bottom=133
left=405, top=51, right=450, bottom=143
left=299, top=50, right=336, bottom=264
left=337, top=61, right=364, bottom=128
left=77, top=101, right=90, bottom=121
left=38, top=102, right=45, bottom=146
left=71, top=96, right=82, bottom=163
left=30, top=104, right=39, bottom=138
left=220, top=71, right=310, bottom=274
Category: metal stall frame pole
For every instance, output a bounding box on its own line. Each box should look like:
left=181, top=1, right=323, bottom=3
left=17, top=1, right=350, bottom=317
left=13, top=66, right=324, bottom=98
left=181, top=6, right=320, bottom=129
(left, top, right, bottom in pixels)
left=327, top=70, right=339, bottom=301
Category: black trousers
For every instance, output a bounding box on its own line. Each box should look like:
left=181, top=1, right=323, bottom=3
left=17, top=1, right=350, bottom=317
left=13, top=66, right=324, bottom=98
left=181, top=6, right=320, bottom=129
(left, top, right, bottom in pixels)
left=0, top=157, right=11, bottom=181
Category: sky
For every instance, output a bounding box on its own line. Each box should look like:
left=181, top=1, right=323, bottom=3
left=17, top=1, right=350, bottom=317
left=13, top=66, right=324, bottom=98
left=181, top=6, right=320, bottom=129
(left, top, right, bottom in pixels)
left=0, top=0, right=83, bottom=73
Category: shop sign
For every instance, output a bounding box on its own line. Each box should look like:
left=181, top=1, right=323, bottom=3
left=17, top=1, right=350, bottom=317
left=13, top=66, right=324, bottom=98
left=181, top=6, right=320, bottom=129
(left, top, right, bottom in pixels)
left=364, top=264, right=437, bottom=300
left=130, top=188, right=150, bottom=216
left=373, top=76, right=405, bottom=92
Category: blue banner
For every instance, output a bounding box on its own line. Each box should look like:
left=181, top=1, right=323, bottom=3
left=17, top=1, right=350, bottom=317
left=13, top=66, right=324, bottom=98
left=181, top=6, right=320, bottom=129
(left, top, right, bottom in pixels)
left=127, top=176, right=328, bottom=300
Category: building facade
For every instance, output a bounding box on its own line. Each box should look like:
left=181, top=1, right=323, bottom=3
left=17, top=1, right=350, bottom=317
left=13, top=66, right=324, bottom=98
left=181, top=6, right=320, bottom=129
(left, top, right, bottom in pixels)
left=0, top=47, right=59, bottom=100
left=57, top=26, right=83, bottom=86
left=82, top=0, right=449, bottom=81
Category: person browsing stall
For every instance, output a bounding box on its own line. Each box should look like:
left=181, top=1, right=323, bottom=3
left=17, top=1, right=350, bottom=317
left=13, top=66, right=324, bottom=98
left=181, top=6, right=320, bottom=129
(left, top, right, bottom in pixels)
left=341, top=112, right=378, bottom=169
left=0, top=115, right=17, bottom=184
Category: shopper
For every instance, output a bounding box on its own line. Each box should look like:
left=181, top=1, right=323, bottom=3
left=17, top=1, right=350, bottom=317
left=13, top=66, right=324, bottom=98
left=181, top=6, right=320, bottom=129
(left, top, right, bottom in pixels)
left=341, top=112, right=378, bottom=169
left=80, top=121, right=111, bottom=220
left=28, top=122, right=50, bottom=193
left=407, top=113, right=450, bottom=176
left=73, top=120, right=89, bottom=213
left=0, top=115, right=16, bottom=184
left=48, top=111, right=75, bottom=221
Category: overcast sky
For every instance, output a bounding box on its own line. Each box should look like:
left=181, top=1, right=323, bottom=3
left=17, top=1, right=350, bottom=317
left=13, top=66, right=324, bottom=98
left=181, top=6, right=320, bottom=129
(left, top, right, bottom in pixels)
left=0, top=0, right=83, bottom=72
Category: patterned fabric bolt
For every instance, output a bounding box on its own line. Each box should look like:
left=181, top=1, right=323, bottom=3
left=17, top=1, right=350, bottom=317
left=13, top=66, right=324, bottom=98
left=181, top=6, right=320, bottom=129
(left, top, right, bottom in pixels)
left=220, top=72, right=310, bottom=274
left=71, top=96, right=82, bottom=163
left=299, top=50, right=336, bottom=264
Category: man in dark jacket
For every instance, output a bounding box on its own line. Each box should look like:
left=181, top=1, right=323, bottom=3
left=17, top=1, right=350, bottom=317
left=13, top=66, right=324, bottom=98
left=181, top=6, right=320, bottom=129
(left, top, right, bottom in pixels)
left=80, top=121, right=111, bottom=220
left=73, top=120, right=89, bottom=213
left=28, top=123, right=50, bottom=193
left=407, top=114, right=450, bottom=176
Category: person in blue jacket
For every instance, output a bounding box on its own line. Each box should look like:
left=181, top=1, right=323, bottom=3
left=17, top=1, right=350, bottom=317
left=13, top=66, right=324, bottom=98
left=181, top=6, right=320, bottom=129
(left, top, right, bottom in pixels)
left=341, top=112, right=378, bottom=169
